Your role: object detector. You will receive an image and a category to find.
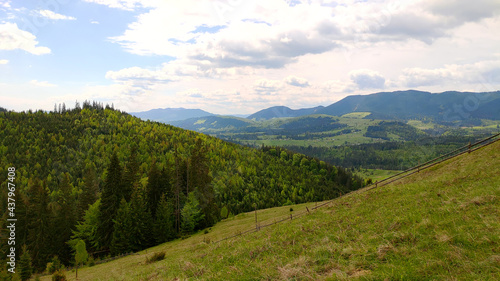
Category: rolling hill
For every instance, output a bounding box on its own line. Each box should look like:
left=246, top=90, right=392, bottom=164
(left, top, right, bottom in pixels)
left=247, top=105, right=325, bottom=121
left=129, top=107, right=214, bottom=122
left=317, top=90, right=500, bottom=121
left=44, top=137, right=500, bottom=280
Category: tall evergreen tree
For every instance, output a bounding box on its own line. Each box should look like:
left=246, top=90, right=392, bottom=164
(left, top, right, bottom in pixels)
left=122, top=145, right=140, bottom=202
left=26, top=179, right=51, bottom=270
left=96, top=152, right=122, bottom=251
left=181, top=192, right=204, bottom=234
left=77, top=164, right=99, bottom=220
left=51, top=173, right=76, bottom=264
left=153, top=194, right=176, bottom=243
left=19, top=245, right=33, bottom=281
left=110, top=198, right=131, bottom=255
left=129, top=185, right=154, bottom=251
left=146, top=161, right=163, bottom=219
left=190, top=138, right=218, bottom=228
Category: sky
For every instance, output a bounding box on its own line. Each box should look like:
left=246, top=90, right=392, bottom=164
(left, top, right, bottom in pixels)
left=0, top=0, right=499, bottom=114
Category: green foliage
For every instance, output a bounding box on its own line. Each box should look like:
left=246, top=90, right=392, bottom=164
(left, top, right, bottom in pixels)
left=19, top=246, right=32, bottom=281
left=70, top=199, right=100, bottom=253
left=51, top=270, right=67, bottom=281
left=145, top=252, right=166, bottom=264
left=0, top=107, right=363, bottom=270
left=220, top=206, right=229, bottom=219
left=154, top=195, right=176, bottom=244
left=74, top=240, right=88, bottom=266
left=181, top=192, right=204, bottom=233
left=110, top=199, right=131, bottom=255
left=97, top=152, right=122, bottom=251
left=46, top=256, right=61, bottom=274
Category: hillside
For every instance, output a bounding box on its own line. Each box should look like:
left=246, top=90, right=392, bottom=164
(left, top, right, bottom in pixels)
left=170, top=115, right=253, bottom=131
left=0, top=105, right=363, bottom=276
left=317, top=90, right=500, bottom=121
left=45, top=138, right=500, bottom=280
left=247, top=106, right=324, bottom=121
left=130, top=107, right=214, bottom=122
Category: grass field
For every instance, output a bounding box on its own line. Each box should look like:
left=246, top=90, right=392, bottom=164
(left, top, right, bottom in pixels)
left=40, top=140, right=500, bottom=280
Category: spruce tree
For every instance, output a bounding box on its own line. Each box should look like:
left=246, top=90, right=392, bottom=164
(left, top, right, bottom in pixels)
left=77, top=164, right=99, bottom=220
left=122, top=146, right=140, bottom=202
left=97, top=152, right=122, bottom=251
left=146, top=161, right=163, bottom=219
left=51, top=173, right=76, bottom=264
left=154, top=194, right=176, bottom=243
left=181, top=192, right=204, bottom=234
left=190, top=138, right=218, bottom=228
left=110, top=198, right=131, bottom=255
left=26, top=179, right=51, bottom=271
left=129, top=185, right=154, bottom=251
left=19, top=245, right=32, bottom=281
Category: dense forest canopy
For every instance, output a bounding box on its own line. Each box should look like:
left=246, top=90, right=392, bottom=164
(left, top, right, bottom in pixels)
left=0, top=102, right=363, bottom=274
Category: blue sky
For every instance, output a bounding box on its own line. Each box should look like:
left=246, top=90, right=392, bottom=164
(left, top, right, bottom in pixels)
left=1, top=0, right=499, bottom=114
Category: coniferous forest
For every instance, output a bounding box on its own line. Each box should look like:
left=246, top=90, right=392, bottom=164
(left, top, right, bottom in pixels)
left=0, top=102, right=364, bottom=273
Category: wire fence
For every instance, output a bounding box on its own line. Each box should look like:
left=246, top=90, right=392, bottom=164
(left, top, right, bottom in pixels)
left=213, top=132, right=500, bottom=244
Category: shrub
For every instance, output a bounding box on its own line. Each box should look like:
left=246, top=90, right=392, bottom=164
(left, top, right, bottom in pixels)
left=46, top=256, right=62, bottom=274
left=51, top=270, right=67, bottom=281
left=146, top=252, right=166, bottom=264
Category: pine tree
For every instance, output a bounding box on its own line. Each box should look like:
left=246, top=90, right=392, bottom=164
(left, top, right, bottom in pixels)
left=110, top=198, right=131, bottom=255
left=26, top=179, right=51, bottom=271
left=122, top=146, right=140, bottom=202
left=97, top=152, right=122, bottom=251
left=154, top=194, right=176, bottom=243
left=51, top=173, right=76, bottom=264
left=190, top=138, right=218, bottom=228
left=129, top=185, right=154, bottom=251
left=181, top=192, right=204, bottom=234
left=77, top=164, right=99, bottom=220
left=146, top=161, right=163, bottom=219
left=19, top=245, right=32, bottom=281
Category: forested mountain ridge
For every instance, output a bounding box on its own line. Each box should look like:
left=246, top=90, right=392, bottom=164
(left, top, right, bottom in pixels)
left=0, top=103, right=363, bottom=275
left=129, top=107, right=214, bottom=122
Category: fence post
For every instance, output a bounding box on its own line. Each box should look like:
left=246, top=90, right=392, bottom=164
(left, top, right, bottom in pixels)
left=290, top=214, right=293, bottom=220
left=468, top=142, right=471, bottom=153
left=306, top=206, right=310, bottom=213
left=254, top=203, right=259, bottom=231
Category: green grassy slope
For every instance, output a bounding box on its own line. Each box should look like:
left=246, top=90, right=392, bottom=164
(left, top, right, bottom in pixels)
left=46, top=140, right=499, bottom=280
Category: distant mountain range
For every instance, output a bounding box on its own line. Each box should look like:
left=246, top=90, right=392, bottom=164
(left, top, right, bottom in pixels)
left=129, top=108, right=214, bottom=122
left=247, top=105, right=324, bottom=120
left=131, top=90, right=500, bottom=125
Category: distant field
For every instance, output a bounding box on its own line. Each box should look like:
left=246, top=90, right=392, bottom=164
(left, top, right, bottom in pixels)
left=341, top=112, right=371, bottom=118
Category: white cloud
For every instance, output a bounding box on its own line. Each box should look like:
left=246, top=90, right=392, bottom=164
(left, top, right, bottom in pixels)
left=0, top=22, right=51, bottom=55
left=83, top=0, right=157, bottom=11
left=285, top=75, right=310, bottom=87
left=349, top=69, right=386, bottom=90
left=29, top=80, right=57, bottom=87
left=0, top=59, right=8, bottom=64
left=37, top=10, right=76, bottom=20
left=90, top=20, right=99, bottom=24
left=59, top=0, right=500, bottom=114
left=400, top=59, right=500, bottom=89
left=0, top=0, right=10, bottom=9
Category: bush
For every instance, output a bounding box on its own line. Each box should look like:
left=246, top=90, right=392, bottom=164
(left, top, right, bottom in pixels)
left=87, top=256, right=95, bottom=267
left=51, top=270, right=67, bottom=281
left=46, top=256, right=62, bottom=274
left=145, top=251, right=166, bottom=264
